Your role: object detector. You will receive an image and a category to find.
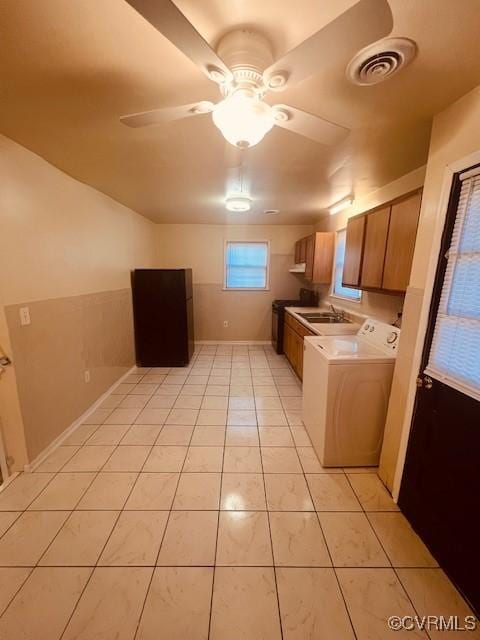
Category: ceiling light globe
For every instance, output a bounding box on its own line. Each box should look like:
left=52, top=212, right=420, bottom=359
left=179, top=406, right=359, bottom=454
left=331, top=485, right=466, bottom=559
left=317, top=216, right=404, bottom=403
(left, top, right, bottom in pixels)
left=213, top=91, right=275, bottom=148
left=225, top=195, right=252, bottom=212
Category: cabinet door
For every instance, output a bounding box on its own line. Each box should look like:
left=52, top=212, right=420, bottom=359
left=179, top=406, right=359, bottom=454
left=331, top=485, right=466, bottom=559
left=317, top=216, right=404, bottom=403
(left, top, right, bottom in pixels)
left=343, top=216, right=366, bottom=286
left=312, top=232, right=334, bottom=284
left=360, top=206, right=390, bottom=288
left=284, top=324, right=295, bottom=370
left=299, top=237, right=307, bottom=263
left=294, top=240, right=301, bottom=264
left=296, top=333, right=304, bottom=380
left=382, top=192, right=421, bottom=291
left=304, top=235, right=315, bottom=281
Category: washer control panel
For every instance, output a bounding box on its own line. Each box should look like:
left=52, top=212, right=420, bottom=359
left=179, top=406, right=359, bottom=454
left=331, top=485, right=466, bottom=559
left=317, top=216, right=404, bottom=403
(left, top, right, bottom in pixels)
left=358, top=318, right=401, bottom=353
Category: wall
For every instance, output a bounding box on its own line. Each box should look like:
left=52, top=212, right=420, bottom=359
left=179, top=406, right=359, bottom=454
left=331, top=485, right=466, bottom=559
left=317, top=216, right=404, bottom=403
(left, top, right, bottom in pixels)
left=314, top=166, right=426, bottom=323
left=0, top=135, right=157, bottom=465
left=379, top=84, right=480, bottom=491
left=156, top=224, right=314, bottom=341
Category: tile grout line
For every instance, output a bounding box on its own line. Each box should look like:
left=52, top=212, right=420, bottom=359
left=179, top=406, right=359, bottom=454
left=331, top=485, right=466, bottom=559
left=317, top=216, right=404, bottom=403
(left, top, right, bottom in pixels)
left=57, top=388, right=168, bottom=640
left=131, top=415, right=194, bottom=640
left=3, top=345, right=426, bottom=639
left=272, top=361, right=362, bottom=640
left=57, top=357, right=198, bottom=640
left=207, top=346, right=225, bottom=640
left=343, top=472, right=434, bottom=640
left=259, top=403, right=285, bottom=640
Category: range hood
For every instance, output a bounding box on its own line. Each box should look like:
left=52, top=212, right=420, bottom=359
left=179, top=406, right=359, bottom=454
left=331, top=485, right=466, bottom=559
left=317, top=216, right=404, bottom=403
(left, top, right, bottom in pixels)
left=289, top=262, right=306, bottom=273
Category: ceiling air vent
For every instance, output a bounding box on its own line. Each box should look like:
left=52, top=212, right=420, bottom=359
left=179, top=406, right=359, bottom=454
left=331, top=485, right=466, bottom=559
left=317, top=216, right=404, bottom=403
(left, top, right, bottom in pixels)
left=346, top=38, right=417, bottom=86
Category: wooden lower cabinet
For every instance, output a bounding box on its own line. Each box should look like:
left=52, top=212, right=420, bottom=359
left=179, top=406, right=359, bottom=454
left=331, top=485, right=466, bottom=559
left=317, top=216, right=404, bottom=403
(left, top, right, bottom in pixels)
left=284, top=314, right=316, bottom=380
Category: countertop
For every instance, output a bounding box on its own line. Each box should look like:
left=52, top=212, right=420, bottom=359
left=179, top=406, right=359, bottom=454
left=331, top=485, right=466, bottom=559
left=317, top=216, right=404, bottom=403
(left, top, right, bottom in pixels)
left=285, top=306, right=361, bottom=336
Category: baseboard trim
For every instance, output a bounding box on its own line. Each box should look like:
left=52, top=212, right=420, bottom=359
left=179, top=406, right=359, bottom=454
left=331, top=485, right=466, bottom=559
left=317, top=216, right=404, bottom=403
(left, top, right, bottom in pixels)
left=195, top=340, right=271, bottom=345
left=24, top=365, right=136, bottom=472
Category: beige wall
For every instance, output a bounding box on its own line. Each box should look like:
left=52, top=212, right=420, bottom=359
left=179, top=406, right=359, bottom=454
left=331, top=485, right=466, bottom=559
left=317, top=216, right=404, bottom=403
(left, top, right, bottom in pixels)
left=315, top=166, right=426, bottom=323
left=0, top=135, right=157, bottom=466
left=156, top=224, right=314, bottom=341
left=379, top=84, right=480, bottom=491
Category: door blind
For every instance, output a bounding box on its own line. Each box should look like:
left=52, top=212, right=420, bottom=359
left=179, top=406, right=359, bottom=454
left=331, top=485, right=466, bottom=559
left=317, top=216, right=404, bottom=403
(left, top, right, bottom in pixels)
left=425, top=170, right=480, bottom=401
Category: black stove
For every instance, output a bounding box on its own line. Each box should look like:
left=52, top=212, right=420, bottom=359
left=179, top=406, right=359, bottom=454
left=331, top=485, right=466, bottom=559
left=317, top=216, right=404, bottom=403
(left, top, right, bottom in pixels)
left=271, top=288, right=318, bottom=354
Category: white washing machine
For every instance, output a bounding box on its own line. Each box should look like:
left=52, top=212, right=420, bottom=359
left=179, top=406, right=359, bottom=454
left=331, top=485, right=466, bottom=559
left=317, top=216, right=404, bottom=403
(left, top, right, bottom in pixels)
left=302, top=318, right=400, bottom=467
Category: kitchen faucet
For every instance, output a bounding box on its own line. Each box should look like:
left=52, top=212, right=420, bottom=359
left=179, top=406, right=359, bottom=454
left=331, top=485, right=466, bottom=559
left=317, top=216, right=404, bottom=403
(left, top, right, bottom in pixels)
left=329, top=303, right=346, bottom=321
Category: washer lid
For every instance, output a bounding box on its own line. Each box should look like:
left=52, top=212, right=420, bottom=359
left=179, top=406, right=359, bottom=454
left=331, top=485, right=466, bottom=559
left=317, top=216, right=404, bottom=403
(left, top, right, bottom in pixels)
left=305, top=335, right=396, bottom=364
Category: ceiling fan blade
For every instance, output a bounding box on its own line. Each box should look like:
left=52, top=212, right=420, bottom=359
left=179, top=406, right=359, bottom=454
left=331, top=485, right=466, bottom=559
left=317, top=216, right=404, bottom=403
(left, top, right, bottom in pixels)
left=125, top=0, right=232, bottom=83
left=273, top=104, right=349, bottom=146
left=263, top=0, right=393, bottom=90
left=120, top=101, right=214, bottom=128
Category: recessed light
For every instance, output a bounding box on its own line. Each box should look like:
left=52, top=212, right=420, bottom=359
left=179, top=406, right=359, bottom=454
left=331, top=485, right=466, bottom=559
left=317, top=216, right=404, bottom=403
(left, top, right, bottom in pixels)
left=225, top=195, right=252, bottom=212
left=264, top=209, right=280, bottom=215
left=329, top=197, right=353, bottom=215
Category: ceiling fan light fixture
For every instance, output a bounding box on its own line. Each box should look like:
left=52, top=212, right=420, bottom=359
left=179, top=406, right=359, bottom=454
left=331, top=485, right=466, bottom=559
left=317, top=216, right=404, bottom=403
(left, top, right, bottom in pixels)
left=329, top=197, right=353, bottom=215
left=225, top=194, right=252, bottom=212
left=212, top=90, right=275, bottom=148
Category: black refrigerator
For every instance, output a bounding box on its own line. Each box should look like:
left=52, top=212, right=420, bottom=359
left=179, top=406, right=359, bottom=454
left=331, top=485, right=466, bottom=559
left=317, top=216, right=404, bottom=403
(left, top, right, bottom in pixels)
left=131, top=269, right=194, bottom=367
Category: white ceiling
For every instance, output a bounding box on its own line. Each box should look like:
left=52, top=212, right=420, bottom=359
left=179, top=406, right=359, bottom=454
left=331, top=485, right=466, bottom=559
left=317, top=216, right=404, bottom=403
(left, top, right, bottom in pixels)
left=1, top=0, right=480, bottom=224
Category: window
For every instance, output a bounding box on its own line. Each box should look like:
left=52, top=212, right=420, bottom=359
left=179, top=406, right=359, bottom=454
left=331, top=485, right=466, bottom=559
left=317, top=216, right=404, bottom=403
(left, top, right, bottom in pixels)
left=224, top=241, right=269, bottom=290
left=332, top=229, right=362, bottom=301
left=425, top=168, right=480, bottom=400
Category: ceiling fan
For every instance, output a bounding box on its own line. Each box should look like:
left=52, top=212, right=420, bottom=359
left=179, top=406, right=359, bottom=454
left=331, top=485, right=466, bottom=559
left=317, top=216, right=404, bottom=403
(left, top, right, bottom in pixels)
left=120, top=0, right=393, bottom=148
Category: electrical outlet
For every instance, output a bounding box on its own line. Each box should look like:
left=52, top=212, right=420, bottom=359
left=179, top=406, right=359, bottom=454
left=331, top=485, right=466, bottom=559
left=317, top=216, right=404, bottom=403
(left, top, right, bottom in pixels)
left=19, top=307, right=31, bottom=326
left=223, top=320, right=229, bottom=328
left=84, top=370, right=90, bottom=383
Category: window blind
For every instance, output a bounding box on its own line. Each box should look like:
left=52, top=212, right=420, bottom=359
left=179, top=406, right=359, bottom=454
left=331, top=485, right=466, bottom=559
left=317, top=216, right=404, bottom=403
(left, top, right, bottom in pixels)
left=425, top=170, right=480, bottom=400
left=224, top=241, right=269, bottom=289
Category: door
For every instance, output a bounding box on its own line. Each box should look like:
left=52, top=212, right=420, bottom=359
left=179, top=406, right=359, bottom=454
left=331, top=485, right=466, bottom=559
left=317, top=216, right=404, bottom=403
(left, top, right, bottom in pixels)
left=360, top=206, right=390, bottom=288
left=399, top=168, right=480, bottom=615
left=343, top=215, right=365, bottom=287
left=382, top=192, right=421, bottom=291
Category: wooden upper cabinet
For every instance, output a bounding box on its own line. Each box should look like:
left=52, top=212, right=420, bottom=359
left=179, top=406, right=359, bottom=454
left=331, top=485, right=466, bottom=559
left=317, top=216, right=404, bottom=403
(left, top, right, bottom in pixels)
left=382, top=191, right=422, bottom=291
left=294, top=237, right=309, bottom=264
left=299, top=237, right=307, bottom=263
left=342, top=189, right=422, bottom=294
left=304, top=234, right=315, bottom=281
left=294, top=240, right=301, bottom=263
left=360, top=206, right=390, bottom=288
left=304, top=232, right=334, bottom=284
left=343, top=215, right=365, bottom=286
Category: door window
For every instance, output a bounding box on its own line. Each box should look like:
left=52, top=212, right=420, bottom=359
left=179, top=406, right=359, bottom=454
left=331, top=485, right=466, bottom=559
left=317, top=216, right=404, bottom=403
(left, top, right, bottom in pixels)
left=425, top=169, right=480, bottom=399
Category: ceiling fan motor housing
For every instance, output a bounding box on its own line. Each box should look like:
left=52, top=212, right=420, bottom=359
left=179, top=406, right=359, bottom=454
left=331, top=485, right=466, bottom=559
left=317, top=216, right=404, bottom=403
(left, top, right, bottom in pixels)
left=217, top=28, right=274, bottom=94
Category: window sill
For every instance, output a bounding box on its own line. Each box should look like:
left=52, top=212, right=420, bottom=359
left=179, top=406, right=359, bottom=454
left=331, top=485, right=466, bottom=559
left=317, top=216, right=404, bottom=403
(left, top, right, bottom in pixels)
left=330, top=292, right=362, bottom=303
left=223, top=287, right=270, bottom=292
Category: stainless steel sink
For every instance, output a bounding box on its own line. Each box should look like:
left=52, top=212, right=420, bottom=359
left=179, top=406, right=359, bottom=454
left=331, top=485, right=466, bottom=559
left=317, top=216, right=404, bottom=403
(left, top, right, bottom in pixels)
left=298, top=312, right=350, bottom=324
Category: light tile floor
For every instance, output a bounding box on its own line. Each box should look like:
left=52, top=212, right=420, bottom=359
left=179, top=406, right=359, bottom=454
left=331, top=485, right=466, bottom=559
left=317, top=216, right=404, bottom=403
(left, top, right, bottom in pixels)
left=0, top=344, right=477, bottom=639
